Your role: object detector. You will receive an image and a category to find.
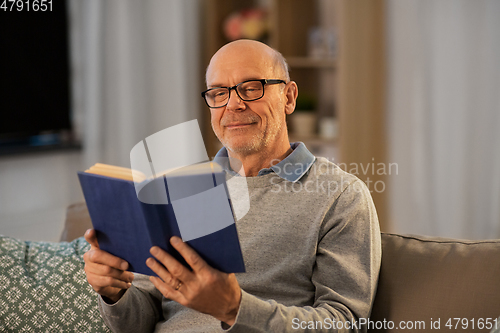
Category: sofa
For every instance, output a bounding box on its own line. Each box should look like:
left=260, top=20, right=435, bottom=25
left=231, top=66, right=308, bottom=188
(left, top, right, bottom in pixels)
left=1, top=202, right=499, bottom=332
left=370, top=233, right=500, bottom=332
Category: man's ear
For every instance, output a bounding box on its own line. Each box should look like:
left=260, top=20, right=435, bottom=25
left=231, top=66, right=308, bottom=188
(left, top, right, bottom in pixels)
left=284, top=81, right=298, bottom=115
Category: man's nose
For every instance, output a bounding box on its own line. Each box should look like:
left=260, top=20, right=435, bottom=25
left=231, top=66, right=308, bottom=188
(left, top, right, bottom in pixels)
left=225, top=89, right=245, bottom=112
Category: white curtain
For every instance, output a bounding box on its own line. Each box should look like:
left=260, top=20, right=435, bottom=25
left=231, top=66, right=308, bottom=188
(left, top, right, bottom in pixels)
left=387, top=0, right=500, bottom=239
left=69, top=0, right=201, bottom=168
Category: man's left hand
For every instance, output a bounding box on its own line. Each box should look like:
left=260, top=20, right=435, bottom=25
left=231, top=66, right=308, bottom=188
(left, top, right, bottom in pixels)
left=146, top=236, right=241, bottom=326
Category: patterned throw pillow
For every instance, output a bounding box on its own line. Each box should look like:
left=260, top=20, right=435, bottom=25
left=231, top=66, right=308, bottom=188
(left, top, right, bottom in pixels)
left=0, top=235, right=111, bottom=333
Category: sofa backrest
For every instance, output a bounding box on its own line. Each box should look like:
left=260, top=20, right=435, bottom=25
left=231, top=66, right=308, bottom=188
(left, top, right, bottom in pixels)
left=370, top=233, right=500, bottom=332
left=60, top=202, right=92, bottom=242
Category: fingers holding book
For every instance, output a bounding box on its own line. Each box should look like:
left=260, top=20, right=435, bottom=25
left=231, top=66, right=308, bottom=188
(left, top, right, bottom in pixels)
left=146, top=237, right=241, bottom=326
left=83, top=228, right=135, bottom=303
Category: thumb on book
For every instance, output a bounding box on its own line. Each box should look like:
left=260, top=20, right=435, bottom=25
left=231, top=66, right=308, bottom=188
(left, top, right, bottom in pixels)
left=85, top=228, right=100, bottom=249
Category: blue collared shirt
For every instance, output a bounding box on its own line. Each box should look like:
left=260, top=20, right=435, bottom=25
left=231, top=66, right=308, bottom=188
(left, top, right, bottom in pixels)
left=214, top=142, right=316, bottom=183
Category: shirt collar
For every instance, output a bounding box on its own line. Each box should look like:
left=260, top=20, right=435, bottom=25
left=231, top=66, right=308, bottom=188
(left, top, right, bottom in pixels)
left=214, top=142, right=316, bottom=182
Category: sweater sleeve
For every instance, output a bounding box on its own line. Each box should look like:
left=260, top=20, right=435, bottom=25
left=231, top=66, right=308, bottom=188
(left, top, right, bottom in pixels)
left=98, top=273, right=164, bottom=333
left=225, top=180, right=382, bottom=333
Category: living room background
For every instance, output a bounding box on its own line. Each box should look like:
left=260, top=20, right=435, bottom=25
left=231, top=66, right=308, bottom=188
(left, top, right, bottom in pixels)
left=0, top=0, right=498, bottom=242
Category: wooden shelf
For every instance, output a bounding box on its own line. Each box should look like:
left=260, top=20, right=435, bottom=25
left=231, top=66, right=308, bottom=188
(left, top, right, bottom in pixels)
left=202, top=0, right=389, bottom=229
left=286, top=57, right=336, bottom=69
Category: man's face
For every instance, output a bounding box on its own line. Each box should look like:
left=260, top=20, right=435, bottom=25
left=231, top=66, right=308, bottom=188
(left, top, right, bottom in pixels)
left=206, top=44, right=289, bottom=156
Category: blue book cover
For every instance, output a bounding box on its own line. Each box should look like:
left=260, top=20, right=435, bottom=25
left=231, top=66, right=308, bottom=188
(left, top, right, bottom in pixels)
left=78, top=168, right=245, bottom=276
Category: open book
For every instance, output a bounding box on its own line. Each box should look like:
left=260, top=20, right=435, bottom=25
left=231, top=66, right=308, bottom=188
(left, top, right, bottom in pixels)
left=78, top=163, right=245, bottom=276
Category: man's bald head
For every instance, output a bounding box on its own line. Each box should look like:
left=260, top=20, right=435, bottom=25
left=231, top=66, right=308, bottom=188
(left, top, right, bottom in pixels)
left=205, top=40, right=290, bottom=85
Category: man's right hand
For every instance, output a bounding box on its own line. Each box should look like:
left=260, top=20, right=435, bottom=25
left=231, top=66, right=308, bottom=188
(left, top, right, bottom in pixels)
left=83, top=229, right=134, bottom=303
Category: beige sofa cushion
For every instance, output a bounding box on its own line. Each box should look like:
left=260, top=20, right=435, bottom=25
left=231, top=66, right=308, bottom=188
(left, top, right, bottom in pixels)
left=60, top=202, right=92, bottom=242
left=370, top=233, right=500, bottom=332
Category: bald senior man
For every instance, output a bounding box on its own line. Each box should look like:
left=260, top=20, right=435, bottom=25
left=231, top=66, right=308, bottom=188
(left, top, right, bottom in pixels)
left=83, top=40, right=381, bottom=332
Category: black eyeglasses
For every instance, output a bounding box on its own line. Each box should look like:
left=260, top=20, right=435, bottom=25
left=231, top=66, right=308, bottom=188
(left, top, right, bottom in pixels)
left=201, top=79, right=286, bottom=108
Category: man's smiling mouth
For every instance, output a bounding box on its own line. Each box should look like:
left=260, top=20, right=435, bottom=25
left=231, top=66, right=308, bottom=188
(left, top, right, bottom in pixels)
left=225, top=122, right=257, bottom=129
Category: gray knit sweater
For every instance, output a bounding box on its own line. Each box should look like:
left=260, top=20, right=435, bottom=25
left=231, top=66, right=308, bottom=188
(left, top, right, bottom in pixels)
left=98, top=157, right=381, bottom=332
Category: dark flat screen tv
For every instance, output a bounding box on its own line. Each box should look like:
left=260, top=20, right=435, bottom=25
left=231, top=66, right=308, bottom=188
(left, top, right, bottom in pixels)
left=0, top=0, right=72, bottom=151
